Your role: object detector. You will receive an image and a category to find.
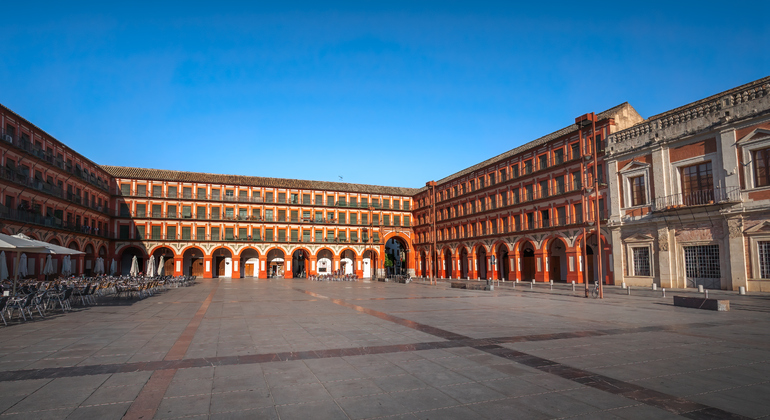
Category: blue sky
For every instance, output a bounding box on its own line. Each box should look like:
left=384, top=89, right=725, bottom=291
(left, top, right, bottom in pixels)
left=1, top=1, right=767, bottom=188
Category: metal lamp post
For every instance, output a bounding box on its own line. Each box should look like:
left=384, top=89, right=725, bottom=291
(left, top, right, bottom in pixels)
left=576, top=112, right=604, bottom=299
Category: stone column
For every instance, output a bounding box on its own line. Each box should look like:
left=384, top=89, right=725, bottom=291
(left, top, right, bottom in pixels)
left=610, top=228, right=624, bottom=285
left=534, top=249, right=546, bottom=282
left=725, top=217, right=747, bottom=291
left=173, top=257, right=184, bottom=276
left=656, top=225, right=674, bottom=288
left=203, top=256, right=213, bottom=279
left=258, top=256, right=267, bottom=279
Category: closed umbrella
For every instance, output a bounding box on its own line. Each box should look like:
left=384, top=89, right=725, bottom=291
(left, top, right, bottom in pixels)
left=157, top=256, right=165, bottom=277
left=43, top=255, right=54, bottom=277
left=146, top=256, right=156, bottom=278
left=0, top=251, right=8, bottom=281
left=18, top=253, right=28, bottom=278
left=94, top=257, right=104, bottom=275
left=130, top=256, right=139, bottom=277
left=110, top=259, right=117, bottom=276
left=61, top=256, right=72, bottom=276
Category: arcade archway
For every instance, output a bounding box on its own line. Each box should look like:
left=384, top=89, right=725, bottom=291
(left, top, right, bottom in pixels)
left=183, top=247, right=204, bottom=277
left=120, top=246, right=146, bottom=276
left=340, top=249, right=355, bottom=275
left=443, top=249, right=452, bottom=278
left=496, top=244, right=509, bottom=281
left=240, top=248, right=260, bottom=278
left=548, top=238, right=568, bottom=282
left=293, top=249, right=309, bottom=278
left=476, top=245, right=487, bottom=280
left=267, top=249, right=285, bottom=278
left=363, top=249, right=377, bottom=278
left=519, top=241, right=536, bottom=281
left=385, top=237, right=408, bottom=276
left=152, top=247, right=176, bottom=277
left=459, top=247, right=469, bottom=279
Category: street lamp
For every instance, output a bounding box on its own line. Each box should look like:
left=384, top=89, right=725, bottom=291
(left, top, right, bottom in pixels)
left=575, top=112, right=604, bottom=299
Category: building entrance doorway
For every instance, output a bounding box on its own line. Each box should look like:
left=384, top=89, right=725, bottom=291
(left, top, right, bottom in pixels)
left=520, top=242, right=536, bottom=281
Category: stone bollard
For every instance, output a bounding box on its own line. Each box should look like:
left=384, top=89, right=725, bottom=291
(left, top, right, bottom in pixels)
left=698, top=285, right=704, bottom=293
left=652, top=284, right=657, bottom=291
left=739, top=286, right=746, bottom=295
left=550, top=280, right=553, bottom=290
left=662, top=288, right=666, bottom=298
left=531, top=279, right=535, bottom=289
left=705, top=290, right=708, bottom=299
left=627, top=286, right=631, bottom=296
left=571, top=280, right=575, bottom=292
left=621, top=282, right=627, bottom=289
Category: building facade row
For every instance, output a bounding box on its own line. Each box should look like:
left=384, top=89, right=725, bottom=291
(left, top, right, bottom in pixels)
left=1, top=76, right=769, bottom=290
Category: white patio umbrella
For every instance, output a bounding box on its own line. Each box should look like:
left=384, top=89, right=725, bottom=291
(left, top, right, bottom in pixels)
left=110, top=259, right=117, bottom=276
left=157, top=256, right=165, bottom=277
left=0, top=251, right=8, bottom=281
left=61, top=255, right=72, bottom=276
left=0, top=233, right=47, bottom=295
left=18, top=253, right=28, bottom=278
left=146, top=256, right=156, bottom=278
left=43, top=255, right=55, bottom=277
left=93, top=257, right=103, bottom=275
left=130, top=256, right=139, bottom=277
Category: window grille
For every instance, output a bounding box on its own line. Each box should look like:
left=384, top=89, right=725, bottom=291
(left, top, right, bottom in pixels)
left=759, top=242, right=770, bottom=279
left=632, top=247, right=650, bottom=276
left=683, top=245, right=721, bottom=289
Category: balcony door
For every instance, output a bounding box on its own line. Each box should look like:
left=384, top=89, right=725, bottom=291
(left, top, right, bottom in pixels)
left=681, top=162, right=714, bottom=206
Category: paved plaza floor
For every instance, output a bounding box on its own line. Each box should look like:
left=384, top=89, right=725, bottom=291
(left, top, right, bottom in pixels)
left=0, top=278, right=768, bottom=420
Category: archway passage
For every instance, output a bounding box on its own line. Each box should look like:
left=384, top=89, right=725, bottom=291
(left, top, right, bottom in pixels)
left=183, top=248, right=205, bottom=277
left=340, top=249, right=355, bottom=276
left=240, top=249, right=260, bottom=278
left=444, top=249, right=452, bottom=278
left=213, top=248, right=233, bottom=278
left=548, top=238, right=568, bottom=282
left=586, top=245, right=595, bottom=284
left=267, top=249, right=285, bottom=278
left=419, top=251, right=427, bottom=277
left=476, top=246, right=487, bottom=280
left=362, top=250, right=377, bottom=278
left=460, top=248, right=469, bottom=279
left=520, top=242, right=536, bottom=281
left=496, top=244, right=509, bottom=281
left=152, top=247, right=176, bottom=276
left=385, top=237, right=408, bottom=276
left=293, top=249, right=309, bottom=278
left=84, top=244, right=95, bottom=276
left=120, top=247, right=146, bottom=276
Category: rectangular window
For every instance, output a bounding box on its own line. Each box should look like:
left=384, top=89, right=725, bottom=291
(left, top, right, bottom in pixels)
left=383, top=199, right=390, bottom=209
left=151, top=226, right=161, bottom=240
left=315, top=230, right=323, bottom=241
left=211, top=207, right=220, bottom=219
left=225, top=190, right=234, bottom=199
left=338, top=212, right=346, bottom=224
left=303, top=194, right=311, bottom=204
left=239, top=208, right=248, bottom=219
left=265, top=229, right=274, bottom=241
left=327, top=230, right=335, bottom=241
left=291, top=229, right=298, bottom=242
left=211, top=189, right=220, bottom=200
left=197, top=226, right=205, bottom=240
left=136, top=225, right=145, bottom=240
left=315, top=211, right=323, bottom=222
left=373, top=214, right=379, bottom=225
left=303, top=230, right=311, bottom=242
left=120, top=184, right=130, bottom=196
left=278, top=209, right=286, bottom=222
left=239, top=228, right=247, bottom=239
left=350, top=213, right=358, bottom=224
left=136, top=185, right=146, bottom=197
left=574, top=203, right=583, bottom=224
left=572, top=172, right=582, bottom=190
left=225, top=228, right=234, bottom=240
left=225, top=208, right=234, bottom=219
left=538, top=155, right=548, bottom=170
left=338, top=231, right=346, bottom=241
left=120, top=225, right=130, bottom=239
left=539, top=180, right=549, bottom=198
left=278, top=192, right=286, bottom=203
left=197, top=188, right=206, bottom=199
left=168, top=186, right=177, bottom=198
left=152, top=204, right=162, bottom=217
left=152, top=186, right=162, bottom=198
left=556, top=206, right=566, bottom=226
left=759, top=241, right=770, bottom=279
left=525, top=185, right=533, bottom=201
left=252, top=228, right=261, bottom=240
left=327, top=195, right=335, bottom=206
left=630, top=176, right=646, bottom=206
left=403, top=200, right=410, bottom=210
left=681, top=162, right=714, bottom=206
left=362, top=213, right=368, bottom=225
left=239, top=190, right=247, bottom=201
left=753, top=148, right=770, bottom=187
left=291, top=210, right=298, bottom=222
left=555, top=175, right=565, bottom=194
left=210, top=227, right=220, bottom=240
left=526, top=212, right=534, bottom=230
left=266, top=192, right=274, bottom=203
left=183, top=187, right=192, bottom=198
left=540, top=209, right=550, bottom=228
left=383, top=214, right=390, bottom=226
left=524, top=160, right=533, bottom=174
left=136, top=204, right=146, bottom=218
left=315, top=194, right=322, bottom=204
left=265, top=209, right=273, bottom=221
left=632, top=247, right=651, bottom=276
left=278, top=229, right=286, bottom=241
left=182, top=226, right=191, bottom=240
left=361, top=197, right=369, bottom=207
left=394, top=215, right=400, bottom=226
left=350, top=231, right=358, bottom=242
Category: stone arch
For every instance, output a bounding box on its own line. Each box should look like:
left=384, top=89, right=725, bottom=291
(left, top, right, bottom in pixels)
left=518, top=240, right=537, bottom=281
left=151, top=246, right=176, bottom=277
left=48, top=237, right=61, bottom=246
left=239, top=247, right=260, bottom=278
left=292, top=248, right=310, bottom=278
left=494, top=242, right=510, bottom=281
left=266, top=248, right=286, bottom=278
left=547, top=237, right=568, bottom=282
left=67, top=240, right=80, bottom=251
left=119, top=246, right=147, bottom=276
left=340, top=249, right=356, bottom=275
left=182, top=246, right=206, bottom=277
left=442, top=247, right=453, bottom=279
left=385, top=236, right=409, bottom=276
left=458, top=245, right=470, bottom=279
left=211, top=247, right=234, bottom=278
left=362, top=249, right=378, bottom=278
left=316, top=248, right=333, bottom=275
left=84, top=243, right=96, bottom=275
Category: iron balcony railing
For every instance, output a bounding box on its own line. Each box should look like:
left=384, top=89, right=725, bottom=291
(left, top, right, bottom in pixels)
left=653, top=186, right=740, bottom=211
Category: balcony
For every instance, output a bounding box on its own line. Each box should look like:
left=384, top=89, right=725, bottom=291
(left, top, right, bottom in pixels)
left=653, top=187, right=740, bottom=211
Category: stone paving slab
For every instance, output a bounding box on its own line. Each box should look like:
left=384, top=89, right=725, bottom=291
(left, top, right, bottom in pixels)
left=0, top=278, right=768, bottom=419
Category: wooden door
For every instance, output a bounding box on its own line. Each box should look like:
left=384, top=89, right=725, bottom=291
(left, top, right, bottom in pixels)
left=164, top=258, right=174, bottom=276
left=191, top=258, right=204, bottom=276
left=522, top=257, right=536, bottom=281
left=244, top=264, right=254, bottom=277
left=550, top=257, right=561, bottom=282
left=217, top=258, right=226, bottom=277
